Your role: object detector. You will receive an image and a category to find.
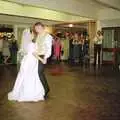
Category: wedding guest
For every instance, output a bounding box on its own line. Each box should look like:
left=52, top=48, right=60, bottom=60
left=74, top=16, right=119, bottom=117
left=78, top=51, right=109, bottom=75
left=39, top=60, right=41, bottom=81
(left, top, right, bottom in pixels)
left=60, top=32, right=69, bottom=61
left=72, top=33, right=80, bottom=64
left=3, top=36, right=10, bottom=64
left=11, top=35, right=18, bottom=64
left=69, top=33, right=74, bottom=63
left=0, top=36, right=3, bottom=64
left=79, top=33, right=85, bottom=65
left=53, top=37, right=62, bottom=63
left=94, top=30, right=103, bottom=67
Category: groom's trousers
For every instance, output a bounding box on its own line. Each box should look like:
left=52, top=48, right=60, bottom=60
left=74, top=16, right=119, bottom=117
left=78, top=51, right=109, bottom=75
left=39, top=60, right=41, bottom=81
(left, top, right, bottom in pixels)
left=38, top=59, right=50, bottom=97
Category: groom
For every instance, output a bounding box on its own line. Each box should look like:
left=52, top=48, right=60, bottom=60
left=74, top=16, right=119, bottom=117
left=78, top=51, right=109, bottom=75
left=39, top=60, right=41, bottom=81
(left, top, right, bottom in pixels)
left=34, top=22, right=52, bottom=99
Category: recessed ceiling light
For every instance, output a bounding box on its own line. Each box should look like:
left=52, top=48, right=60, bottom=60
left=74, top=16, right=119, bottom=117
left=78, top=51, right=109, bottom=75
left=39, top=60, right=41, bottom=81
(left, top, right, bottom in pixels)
left=69, top=24, right=73, bottom=27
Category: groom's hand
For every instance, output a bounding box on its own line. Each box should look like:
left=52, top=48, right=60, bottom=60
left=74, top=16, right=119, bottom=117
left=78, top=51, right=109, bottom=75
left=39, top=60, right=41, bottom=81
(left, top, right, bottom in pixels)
left=43, top=58, right=47, bottom=64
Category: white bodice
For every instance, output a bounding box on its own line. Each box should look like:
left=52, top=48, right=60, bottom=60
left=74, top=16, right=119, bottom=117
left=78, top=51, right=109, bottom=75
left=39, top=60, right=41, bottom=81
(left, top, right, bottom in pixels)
left=27, top=42, right=37, bottom=54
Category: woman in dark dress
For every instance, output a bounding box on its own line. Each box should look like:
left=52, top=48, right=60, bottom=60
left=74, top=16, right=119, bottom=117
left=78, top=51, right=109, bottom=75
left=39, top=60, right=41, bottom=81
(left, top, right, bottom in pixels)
left=11, top=35, right=18, bottom=64
left=79, top=34, right=85, bottom=65
left=69, top=33, right=74, bottom=63
left=72, top=33, right=80, bottom=64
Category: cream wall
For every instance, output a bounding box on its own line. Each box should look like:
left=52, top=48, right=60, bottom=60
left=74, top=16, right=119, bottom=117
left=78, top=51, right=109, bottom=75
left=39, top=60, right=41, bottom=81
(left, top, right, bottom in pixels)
left=98, top=8, right=120, bottom=20
left=98, top=6, right=120, bottom=28
left=45, top=26, right=54, bottom=34
left=100, top=20, right=120, bottom=28
left=96, top=20, right=102, bottom=31
left=95, top=19, right=120, bottom=29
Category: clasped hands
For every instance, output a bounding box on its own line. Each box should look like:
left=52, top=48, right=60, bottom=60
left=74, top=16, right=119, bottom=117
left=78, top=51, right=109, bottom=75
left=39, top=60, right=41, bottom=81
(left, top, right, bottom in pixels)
left=33, top=52, right=47, bottom=64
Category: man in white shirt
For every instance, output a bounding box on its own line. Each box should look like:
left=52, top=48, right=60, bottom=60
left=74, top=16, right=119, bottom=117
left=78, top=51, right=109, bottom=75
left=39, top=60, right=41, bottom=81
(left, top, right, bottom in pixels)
left=94, top=30, right=103, bottom=67
left=34, top=22, right=52, bottom=99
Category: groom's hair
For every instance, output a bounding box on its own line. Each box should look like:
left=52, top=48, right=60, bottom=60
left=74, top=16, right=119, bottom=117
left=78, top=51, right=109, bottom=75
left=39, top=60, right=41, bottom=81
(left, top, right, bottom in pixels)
left=34, top=22, right=45, bottom=28
left=33, top=22, right=45, bottom=38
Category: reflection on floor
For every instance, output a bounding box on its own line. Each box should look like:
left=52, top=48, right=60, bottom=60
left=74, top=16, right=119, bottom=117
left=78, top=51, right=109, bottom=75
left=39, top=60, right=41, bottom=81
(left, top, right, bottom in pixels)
left=0, top=63, right=120, bottom=120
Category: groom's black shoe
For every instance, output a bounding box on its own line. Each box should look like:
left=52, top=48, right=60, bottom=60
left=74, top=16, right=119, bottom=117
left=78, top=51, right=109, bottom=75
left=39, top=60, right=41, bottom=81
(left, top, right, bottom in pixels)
left=44, top=90, right=50, bottom=100
left=44, top=94, right=49, bottom=100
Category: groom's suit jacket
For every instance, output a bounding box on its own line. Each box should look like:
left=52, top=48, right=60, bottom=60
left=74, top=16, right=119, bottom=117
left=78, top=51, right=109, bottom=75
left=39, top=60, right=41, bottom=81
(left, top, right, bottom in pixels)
left=36, top=33, right=53, bottom=60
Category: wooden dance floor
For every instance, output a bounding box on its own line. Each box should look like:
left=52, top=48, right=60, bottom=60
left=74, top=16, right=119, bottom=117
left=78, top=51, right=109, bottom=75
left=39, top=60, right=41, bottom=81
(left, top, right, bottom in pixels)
left=0, top=64, right=120, bottom=120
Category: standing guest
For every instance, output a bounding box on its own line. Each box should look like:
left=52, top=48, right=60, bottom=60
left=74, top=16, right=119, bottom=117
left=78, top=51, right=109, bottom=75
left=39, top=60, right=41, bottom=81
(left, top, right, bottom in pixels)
left=62, top=33, right=69, bottom=61
left=9, top=39, right=12, bottom=61
left=47, top=34, right=54, bottom=64
left=94, top=30, right=103, bottom=67
left=69, top=33, right=74, bottom=63
left=72, top=33, right=80, bottom=64
left=11, top=35, right=18, bottom=64
left=3, top=36, right=10, bottom=64
left=84, top=35, right=89, bottom=55
left=79, top=33, right=85, bottom=65
left=83, top=35, right=90, bottom=67
left=0, top=36, right=3, bottom=64
left=53, top=37, right=62, bottom=63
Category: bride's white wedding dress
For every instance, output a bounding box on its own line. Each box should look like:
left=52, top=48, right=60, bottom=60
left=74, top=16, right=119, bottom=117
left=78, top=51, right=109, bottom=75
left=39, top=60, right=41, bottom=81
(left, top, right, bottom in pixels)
left=8, top=42, right=45, bottom=102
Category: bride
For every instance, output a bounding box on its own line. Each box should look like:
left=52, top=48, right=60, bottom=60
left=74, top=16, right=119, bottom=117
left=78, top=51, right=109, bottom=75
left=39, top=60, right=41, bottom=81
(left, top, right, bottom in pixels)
left=8, top=28, right=46, bottom=102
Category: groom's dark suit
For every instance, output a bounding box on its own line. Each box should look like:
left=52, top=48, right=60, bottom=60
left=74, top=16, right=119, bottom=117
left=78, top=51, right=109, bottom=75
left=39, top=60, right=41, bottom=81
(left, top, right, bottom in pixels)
left=37, top=33, right=52, bottom=98
left=38, top=57, right=50, bottom=97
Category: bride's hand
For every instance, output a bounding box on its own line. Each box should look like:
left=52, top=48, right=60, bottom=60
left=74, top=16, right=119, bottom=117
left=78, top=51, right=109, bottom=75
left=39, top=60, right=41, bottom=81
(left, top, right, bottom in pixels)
left=40, top=58, right=47, bottom=64
left=33, top=52, right=47, bottom=64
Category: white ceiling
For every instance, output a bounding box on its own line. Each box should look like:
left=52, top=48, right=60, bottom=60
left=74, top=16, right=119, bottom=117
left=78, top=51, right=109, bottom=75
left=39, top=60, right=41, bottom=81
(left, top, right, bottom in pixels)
left=0, top=14, right=62, bottom=26
left=5, top=0, right=120, bottom=19
left=75, top=0, right=104, bottom=8
left=95, top=0, right=120, bottom=10
left=1, top=0, right=120, bottom=26
left=6, top=0, right=105, bottom=9
left=5, top=0, right=105, bottom=19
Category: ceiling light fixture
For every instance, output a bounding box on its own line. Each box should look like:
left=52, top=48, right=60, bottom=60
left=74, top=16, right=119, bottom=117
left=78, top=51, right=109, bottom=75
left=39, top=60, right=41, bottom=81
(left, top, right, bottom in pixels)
left=69, top=24, right=73, bottom=27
